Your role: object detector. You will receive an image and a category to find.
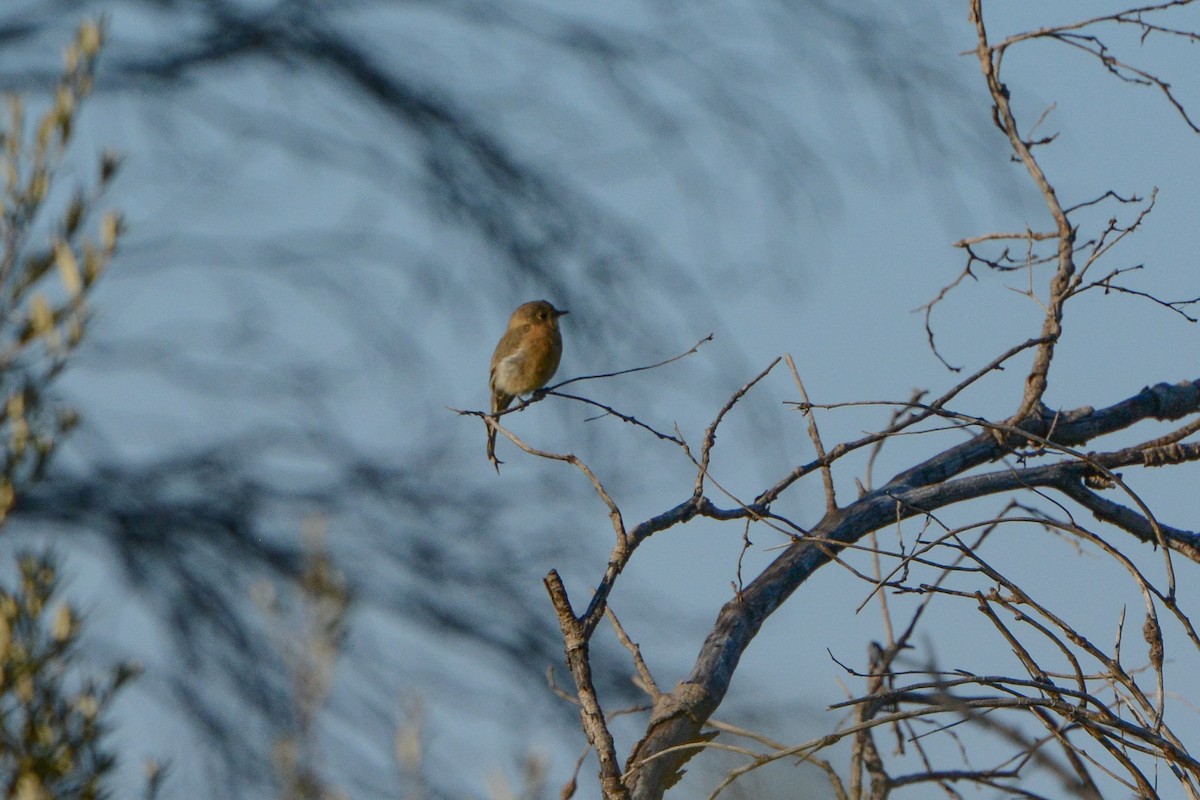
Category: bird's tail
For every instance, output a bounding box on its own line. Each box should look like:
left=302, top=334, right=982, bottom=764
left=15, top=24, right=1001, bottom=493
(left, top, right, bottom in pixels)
left=487, top=391, right=511, bottom=473
left=486, top=424, right=501, bottom=473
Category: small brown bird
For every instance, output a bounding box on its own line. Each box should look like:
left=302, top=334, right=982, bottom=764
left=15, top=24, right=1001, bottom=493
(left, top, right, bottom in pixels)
left=487, top=300, right=567, bottom=471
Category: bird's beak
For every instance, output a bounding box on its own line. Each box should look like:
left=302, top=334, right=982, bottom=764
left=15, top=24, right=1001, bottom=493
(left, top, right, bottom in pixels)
left=555, top=308, right=569, bottom=317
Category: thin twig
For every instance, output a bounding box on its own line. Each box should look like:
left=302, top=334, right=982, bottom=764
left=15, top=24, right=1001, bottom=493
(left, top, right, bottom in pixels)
left=607, top=607, right=661, bottom=700
left=694, top=357, right=781, bottom=498
left=785, top=354, right=836, bottom=512
left=549, top=334, right=714, bottom=391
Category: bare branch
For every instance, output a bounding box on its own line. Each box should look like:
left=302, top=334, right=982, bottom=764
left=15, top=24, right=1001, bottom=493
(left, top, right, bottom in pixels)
left=625, top=375, right=1200, bottom=798
left=693, top=357, right=781, bottom=499
left=607, top=608, right=661, bottom=700
left=969, top=0, right=1076, bottom=422
left=549, top=335, right=714, bottom=391
left=785, top=355, right=836, bottom=512
left=1055, top=480, right=1200, bottom=561
left=545, top=570, right=630, bottom=800
left=547, top=390, right=686, bottom=444
left=763, top=336, right=1053, bottom=505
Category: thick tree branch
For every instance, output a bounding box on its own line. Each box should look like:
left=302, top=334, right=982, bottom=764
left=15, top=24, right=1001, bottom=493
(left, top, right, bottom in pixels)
left=1055, top=480, right=1200, bottom=560
left=889, top=379, right=1200, bottom=489
left=625, top=378, right=1200, bottom=798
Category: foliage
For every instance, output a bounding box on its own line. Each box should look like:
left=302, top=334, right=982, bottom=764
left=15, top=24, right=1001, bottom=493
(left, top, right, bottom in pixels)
left=0, top=18, right=121, bottom=522
left=260, top=516, right=351, bottom=800
left=0, top=553, right=138, bottom=800
left=0, top=18, right=128, bottom=800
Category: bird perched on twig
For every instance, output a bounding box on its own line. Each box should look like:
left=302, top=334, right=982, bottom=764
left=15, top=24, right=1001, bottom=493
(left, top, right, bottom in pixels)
left=487, top=300, right=567, bottom=471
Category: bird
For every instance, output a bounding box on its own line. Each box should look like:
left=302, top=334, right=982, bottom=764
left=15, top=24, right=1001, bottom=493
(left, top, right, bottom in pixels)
left=487, top=300, right=567, bottom=471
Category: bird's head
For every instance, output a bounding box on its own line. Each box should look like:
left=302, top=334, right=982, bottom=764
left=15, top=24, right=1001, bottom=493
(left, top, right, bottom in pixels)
left=510, top=300, right=568, bottom=329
